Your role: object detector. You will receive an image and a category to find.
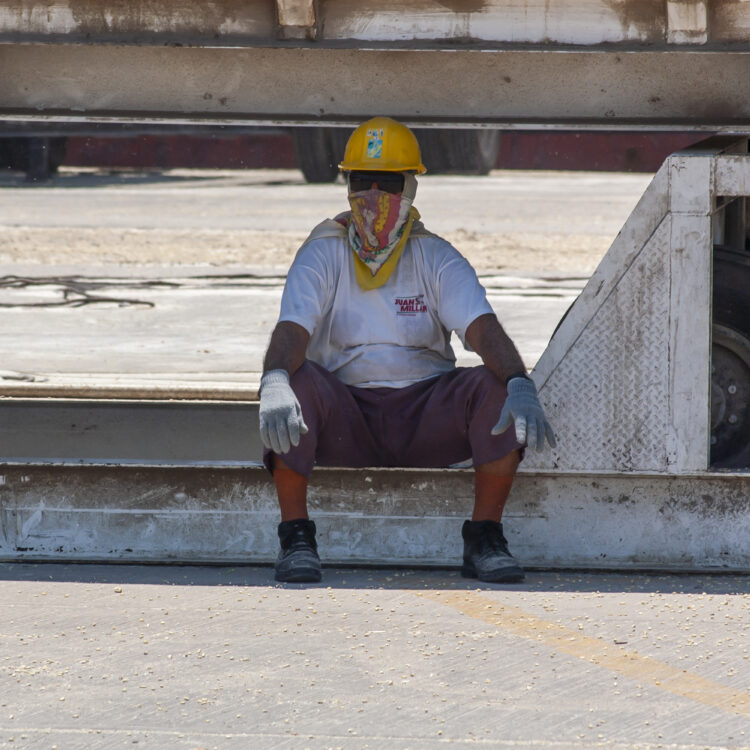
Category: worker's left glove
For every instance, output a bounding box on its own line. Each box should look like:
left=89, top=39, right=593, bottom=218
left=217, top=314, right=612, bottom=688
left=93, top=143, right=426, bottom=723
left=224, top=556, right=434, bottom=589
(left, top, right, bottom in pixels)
left=492, top=376, right=556, bottom=452
left=259, top=369, right=308, bottom=455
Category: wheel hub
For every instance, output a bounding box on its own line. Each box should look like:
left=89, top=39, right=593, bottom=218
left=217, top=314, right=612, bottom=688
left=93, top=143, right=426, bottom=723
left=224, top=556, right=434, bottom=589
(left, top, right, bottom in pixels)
left=711, top=324, right=750, bottom=466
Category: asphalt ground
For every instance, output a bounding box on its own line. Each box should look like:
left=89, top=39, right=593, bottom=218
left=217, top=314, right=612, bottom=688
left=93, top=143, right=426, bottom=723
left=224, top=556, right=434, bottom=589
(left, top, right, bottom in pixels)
left=1, top=564, right=749, bottom=749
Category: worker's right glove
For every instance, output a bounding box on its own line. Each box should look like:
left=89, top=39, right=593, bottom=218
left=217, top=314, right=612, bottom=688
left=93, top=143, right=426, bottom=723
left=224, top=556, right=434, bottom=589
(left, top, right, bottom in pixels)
left=492, top=376, right=556, bottom=452
left=259, top=369, right=309, bottom=455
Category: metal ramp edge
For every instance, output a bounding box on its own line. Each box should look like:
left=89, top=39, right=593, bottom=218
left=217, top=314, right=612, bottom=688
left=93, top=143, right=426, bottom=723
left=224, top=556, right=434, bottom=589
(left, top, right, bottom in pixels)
left=525, top=136, right=750, bottom=476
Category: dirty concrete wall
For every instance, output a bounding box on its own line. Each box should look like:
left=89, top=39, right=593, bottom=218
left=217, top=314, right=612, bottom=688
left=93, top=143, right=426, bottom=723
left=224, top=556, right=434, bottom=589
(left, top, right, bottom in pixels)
left=2, top=466, right=749, bottom=571
left=2, top=0, right=741, bottom=47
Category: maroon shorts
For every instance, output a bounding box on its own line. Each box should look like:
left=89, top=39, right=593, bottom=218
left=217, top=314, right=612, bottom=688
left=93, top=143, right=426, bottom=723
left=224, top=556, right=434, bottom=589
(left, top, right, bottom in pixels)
left=264, top=361, right=523, bottom=477
left=263, top=360, right=522, bottom=477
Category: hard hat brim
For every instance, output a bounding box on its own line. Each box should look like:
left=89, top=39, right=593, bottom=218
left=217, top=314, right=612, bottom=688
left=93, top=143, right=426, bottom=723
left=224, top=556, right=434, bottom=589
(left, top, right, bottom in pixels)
left=339, top=162, right=426, bottom=174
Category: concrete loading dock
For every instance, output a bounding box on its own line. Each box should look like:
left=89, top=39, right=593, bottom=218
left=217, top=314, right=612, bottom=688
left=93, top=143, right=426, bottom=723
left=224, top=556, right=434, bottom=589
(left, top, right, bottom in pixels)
left=3, top=563, right=750, bottom=749
left=1, top=142, right=749, bottom=571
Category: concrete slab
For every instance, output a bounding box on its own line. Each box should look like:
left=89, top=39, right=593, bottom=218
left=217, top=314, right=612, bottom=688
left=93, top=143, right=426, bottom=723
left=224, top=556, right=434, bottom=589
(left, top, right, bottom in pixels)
left=0, top=267, right=581, bottom=398
left=2, top=465, right=749, bottom=572
left=1, top=564, right=749, bottom=749
left=0, top=167, right=644, bottom=396
left=0, top=168, right=650, bottom=237
left=0, top=400, right=262, bottom=465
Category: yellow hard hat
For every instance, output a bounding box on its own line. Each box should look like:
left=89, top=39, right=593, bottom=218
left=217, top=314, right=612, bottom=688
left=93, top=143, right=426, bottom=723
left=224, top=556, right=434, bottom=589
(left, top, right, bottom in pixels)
left=339, top=117, right=426, bottom=174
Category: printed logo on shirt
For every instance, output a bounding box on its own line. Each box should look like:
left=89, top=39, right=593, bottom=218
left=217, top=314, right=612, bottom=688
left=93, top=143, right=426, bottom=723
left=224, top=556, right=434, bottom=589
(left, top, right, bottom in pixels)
left=395, top=294, right=427, bottom=316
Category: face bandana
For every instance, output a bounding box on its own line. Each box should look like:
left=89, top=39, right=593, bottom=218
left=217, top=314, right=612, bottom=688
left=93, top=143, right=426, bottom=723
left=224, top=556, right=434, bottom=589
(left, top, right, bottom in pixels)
left=346, top=174, right=420, bottom=291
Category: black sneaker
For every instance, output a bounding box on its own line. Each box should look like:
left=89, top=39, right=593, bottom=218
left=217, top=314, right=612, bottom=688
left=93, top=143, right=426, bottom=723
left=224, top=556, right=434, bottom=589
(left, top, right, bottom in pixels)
left=461, top=520, right=525, bottom=583
left=275, top=518, right=322, bottom=583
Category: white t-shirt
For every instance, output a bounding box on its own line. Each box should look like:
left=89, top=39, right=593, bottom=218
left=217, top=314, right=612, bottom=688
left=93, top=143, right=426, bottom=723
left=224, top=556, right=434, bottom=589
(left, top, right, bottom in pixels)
left=278, top=219, right=493, bottom=388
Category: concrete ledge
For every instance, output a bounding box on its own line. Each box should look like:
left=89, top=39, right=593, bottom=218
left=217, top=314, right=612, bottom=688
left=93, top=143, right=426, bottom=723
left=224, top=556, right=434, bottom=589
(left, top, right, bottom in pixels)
left=1, top=465, right=749, bottom=572
left=0, top=399, right=263, bottom=465
left=0, top=382, right=260, bottom=402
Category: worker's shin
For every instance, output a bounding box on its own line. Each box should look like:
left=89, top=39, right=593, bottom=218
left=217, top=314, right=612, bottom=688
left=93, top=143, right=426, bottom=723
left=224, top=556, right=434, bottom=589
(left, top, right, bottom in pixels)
left=272, top=457, right=309, bottom=522
left=472, top=451, right=520, bottom=522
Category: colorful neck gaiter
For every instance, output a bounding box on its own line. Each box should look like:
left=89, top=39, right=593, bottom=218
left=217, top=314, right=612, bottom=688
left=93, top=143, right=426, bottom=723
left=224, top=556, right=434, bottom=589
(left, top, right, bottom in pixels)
left=347, top=188, right=418, bottom=290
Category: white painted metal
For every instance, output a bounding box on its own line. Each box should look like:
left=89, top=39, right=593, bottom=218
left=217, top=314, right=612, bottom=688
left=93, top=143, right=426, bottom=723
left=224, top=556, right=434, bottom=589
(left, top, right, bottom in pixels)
left=320, top=0, right=664, bottom=45
left=716, top=154, right=750, bottom=196
left=526, top=137, right=748, bottom=475
left=275, top=0, right=317, bottom=40
left=665, top=150, right=714, bottom=472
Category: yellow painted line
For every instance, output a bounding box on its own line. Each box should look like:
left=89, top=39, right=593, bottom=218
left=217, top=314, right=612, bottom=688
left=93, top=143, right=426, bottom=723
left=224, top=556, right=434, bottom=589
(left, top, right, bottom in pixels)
left=418, top=589, right=750, bottom=718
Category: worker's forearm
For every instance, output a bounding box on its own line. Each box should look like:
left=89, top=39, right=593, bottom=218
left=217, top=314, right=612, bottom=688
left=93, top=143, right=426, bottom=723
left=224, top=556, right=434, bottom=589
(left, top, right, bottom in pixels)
left=263, top=321, right=310, bottom=376
left=465, top=313, right=526, bottom=383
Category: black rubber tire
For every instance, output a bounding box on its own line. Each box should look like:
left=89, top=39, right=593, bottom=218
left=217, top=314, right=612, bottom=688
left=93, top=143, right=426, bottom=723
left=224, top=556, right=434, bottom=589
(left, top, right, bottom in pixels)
left=5, top=138, right=29, bottom=171
left=292, top=128, right=339, bottom=183
left=329, top=127, right=353, bottom=169
left=446, top=129, right=501, bottom=174
left=711, top=249, right=750, bottom=468
left=49, top=137, right=68, bottom=171
left=412, top=129, right=450, bottom=173
left=296, top=127, right=501, bottom=180
left=414, top=129, right=500, bottom=175
left=0, top=138, right=10, bottom=169
left=1, top=137, right=67, bottom=179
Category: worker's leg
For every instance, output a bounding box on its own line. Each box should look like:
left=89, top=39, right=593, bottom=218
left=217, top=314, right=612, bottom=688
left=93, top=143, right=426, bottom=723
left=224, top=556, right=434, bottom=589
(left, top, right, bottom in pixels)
left=463, top=448, right=524, bottom=581
left=473, top=448, right=521, bottom=522
left=265, top=361, right=383, bottom=583
left=262, top=360, right=383, bottom=479
left=272, top=454, right=309, bottom=521
left=271, top=453, right=320, bottom=582
left=386, top=366, right=526, bottom=582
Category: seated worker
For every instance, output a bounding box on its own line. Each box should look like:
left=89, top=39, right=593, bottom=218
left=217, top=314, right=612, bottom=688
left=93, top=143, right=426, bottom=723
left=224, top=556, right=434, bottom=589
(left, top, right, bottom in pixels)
left=259, top=117, right=555, bottom=584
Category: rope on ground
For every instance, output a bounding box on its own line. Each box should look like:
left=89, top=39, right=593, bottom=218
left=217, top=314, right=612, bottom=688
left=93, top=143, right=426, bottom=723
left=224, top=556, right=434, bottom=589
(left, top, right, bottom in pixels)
left=0, top=275, right=179, bottom=308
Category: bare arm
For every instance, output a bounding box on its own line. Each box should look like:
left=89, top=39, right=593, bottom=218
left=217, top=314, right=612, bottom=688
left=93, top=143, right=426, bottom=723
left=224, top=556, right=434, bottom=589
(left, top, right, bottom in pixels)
left=263, top=320, right=310, bottom=376
left=464, top=313, right=527, bottom=384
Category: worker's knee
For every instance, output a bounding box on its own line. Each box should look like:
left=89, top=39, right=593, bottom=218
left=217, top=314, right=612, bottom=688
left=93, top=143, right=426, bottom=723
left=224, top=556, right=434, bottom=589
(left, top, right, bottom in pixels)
left=288, top=360, right=327, bottom=404
left=476, top=449, right=522, bottom=477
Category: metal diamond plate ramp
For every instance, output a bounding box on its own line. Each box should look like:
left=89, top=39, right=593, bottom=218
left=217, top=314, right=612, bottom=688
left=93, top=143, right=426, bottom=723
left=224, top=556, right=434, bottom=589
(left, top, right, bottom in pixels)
left=522, top=138, right=750, bottom=475
left=528, top=218, right=672, bottom=472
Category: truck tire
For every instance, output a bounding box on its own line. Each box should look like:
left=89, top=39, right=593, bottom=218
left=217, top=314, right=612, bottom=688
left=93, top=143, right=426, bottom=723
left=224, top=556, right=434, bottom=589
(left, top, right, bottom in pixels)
left=329, top=128, right=352, bottom=168
left=414, top=129, right=500, bottom=174
left=294, top=127, right=500, bottom=181
left=711, top=249, right=750, bottom=468
left=292, top=128, right=339, bottom=183
left=2, top=137, right=67, bottom=180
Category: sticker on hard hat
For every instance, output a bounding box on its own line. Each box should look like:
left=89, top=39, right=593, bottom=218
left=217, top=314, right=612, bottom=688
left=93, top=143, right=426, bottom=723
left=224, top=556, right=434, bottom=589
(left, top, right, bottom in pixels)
left=366, top=129, right=384, bottom=159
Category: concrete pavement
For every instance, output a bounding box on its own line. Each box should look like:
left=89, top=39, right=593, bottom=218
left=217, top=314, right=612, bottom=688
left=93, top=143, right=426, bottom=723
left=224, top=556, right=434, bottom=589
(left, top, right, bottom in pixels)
left=0, top=266, right=583, bottom=397
left=4, top=167, right=748, bottom=749
left=0, top=167, right=650, bottom=236
left=1, top=564, right=749, bottom=749
left=0, top=166, right=645, bottom=395
left=0, top=166, right=646, bottom=396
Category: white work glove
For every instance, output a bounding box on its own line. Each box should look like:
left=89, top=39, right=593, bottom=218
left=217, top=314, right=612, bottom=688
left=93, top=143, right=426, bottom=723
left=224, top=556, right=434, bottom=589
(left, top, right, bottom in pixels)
left=259, top=369, right=308, bottom=454
left=492, top=376, right=556, bottom=452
